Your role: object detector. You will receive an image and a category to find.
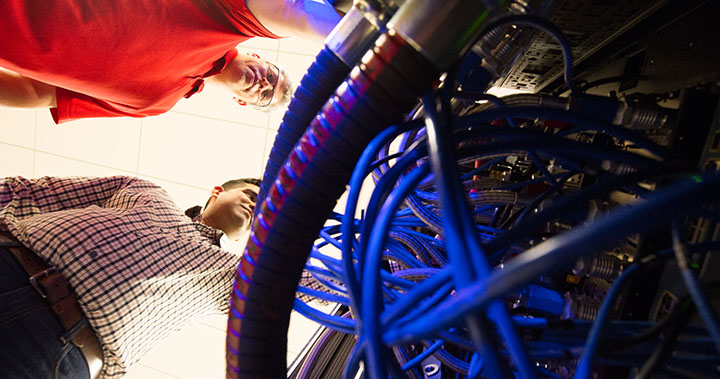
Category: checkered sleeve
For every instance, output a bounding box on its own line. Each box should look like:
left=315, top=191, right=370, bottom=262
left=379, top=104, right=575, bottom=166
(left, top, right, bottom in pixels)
left=0, top=176, right=140, bottom=225
left=297, top=269, right=333, bottom=305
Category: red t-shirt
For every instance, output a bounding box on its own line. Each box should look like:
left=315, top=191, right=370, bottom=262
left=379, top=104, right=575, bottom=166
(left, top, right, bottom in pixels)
left=0, top=0, right=279, bottom=123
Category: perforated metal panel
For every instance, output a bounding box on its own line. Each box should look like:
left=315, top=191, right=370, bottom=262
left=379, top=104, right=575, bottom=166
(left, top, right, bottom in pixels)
left=498, top=0, right=666, bottom=91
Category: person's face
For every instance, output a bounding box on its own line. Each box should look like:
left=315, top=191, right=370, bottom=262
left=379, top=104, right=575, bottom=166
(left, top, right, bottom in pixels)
left=202, top=183, right=259, bottom=234
left=225, top=53, right=288, bottom=108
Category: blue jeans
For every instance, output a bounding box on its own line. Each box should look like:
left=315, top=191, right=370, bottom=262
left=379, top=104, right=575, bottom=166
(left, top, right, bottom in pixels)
left=0, top=245, right=90, bottom=379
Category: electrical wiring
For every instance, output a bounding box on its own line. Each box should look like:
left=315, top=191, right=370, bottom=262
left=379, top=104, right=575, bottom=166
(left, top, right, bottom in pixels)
left=671, top=224, right=720, bottom=355
left=608, top=255, right=720, bottom=351
left=383, top=238, right=429, bottom=269
left=284, top=41, right=717, bottom=379
left=405, top=193, right=444, bottom=234
left=346, top=81, right=668, bottom=376
left=368, top=152, right=404, bottom=173
left=359, top=149, right=426, bottom=252
left=388, top=232, right=438, bottom=266
left=429, top=345, right=471, bottom=375
left=486, top=168, right=682, bottom=260
left=303, top=266, right=348, bottom=295
left=454, top=93, right=555, bottom=187
left=473, top=15, right=578, bottom=94
left=225, top=3, right=720, bottom=377
left=574, top=262, right=641, bottom=378
left=342, top=120, right=427, bottom=320
left=290, top=119, right=716, bottom=379
left=308, top=242, right=422, bottom=293
left=391, top=346, right=425, bottom=379
left=383, top=172, right=720, bottom=345
left=634, top=309, right=689, bottom=379
left=399, top=340, right=444, bottom=371
left=380, top=268, right=453, bottom=327
left=387, top=281, right=455, bottom=329
left=296, top=286, right=350, bottom=305
left=425, top=89, right=537, bottom=378
left=461, top=156, right=507, bottom=180
left=304, top=258, right=344, bottom=282
left=308, top=248, right=345, bottom=276
left=362, top=163, right=433, bottom=378
left=508, top=171, right=574, bottom=229
left=454, top=106, right=671, bottom=160
left=295, top=322, right=358, bottom=379
left=451, top=128, right=665, bottom=172
left=293, top=300, right=356, bottom=334
left=319, top=229, right=343, bottom=250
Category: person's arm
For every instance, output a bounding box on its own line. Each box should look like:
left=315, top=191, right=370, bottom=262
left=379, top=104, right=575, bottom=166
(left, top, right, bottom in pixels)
left=0, top=67, right=57, bottom=108
left=246, top=0, right=341, bottom=44
left=0, top=176, right=145, bottom=220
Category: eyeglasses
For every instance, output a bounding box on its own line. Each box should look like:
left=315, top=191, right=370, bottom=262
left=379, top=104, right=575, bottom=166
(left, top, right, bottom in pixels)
left=258, top=63, right=280, bottom=107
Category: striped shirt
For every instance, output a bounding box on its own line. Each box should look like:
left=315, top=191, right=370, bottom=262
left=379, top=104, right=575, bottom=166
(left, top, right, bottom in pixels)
left=0, top=176, right=239, bottom=378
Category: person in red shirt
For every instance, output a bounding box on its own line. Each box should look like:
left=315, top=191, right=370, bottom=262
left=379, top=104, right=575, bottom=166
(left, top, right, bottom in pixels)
left=0, top=0, right=341, bottom=123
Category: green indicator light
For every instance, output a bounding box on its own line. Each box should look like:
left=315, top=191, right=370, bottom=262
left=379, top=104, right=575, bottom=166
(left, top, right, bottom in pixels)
left=691, top=263, right=700, bottom=269
left=454, top=11, right=491, bottom=54
left=453, top=0, right=508, bottom=59
left=691, top=174, right=702, bottom=183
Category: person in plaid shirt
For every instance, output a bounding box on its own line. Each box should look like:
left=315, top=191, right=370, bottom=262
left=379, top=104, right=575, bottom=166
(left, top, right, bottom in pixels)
left=0, top=175, right=261, bottom=378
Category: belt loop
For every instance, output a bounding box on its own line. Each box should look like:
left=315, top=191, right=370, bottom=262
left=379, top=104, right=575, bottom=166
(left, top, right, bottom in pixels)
left=52, top=342, right=75, bottom=379
left=29, top=267, right=59, bottom=298
left=60, top=317, right=88, bottom=345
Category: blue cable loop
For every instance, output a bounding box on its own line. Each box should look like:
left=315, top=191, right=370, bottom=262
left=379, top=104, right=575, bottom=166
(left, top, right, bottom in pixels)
left=388, top=282, right=454, bottom=328
left=384, top=172, right=720, bottom=345
left=343, top=338, right=367, bottom=379
left=296, top=285, right=350, bottom=305
left=475, top=15, right=578, bottom=94
left=487, top=169, right=677, bottom=261
left=342, top=120, right=425, bottom=320
left=468, top=352, right=483, bottom=378
left=293, top=299, right=355, bottom=334
left=309, top=248, right=345, bottom=276
left=671, top=224, right=720, bottom=355
left=285, top=38, right=717, bottom=376
left=511, top=171, right=574, bottom=229
left=426, top=87, right=538, bottom=378
left=460, top=94, right=558, bottom=185
left=319, top=229, right=343, bottom=249
left=382, top=268, right=452, bottom=327
left=454, top=106, right=670, bottom=160
left=358, top=149, right=424, bottom=272
left=400, top=339, right=444, bottom=371
left=451, top=127, right=663, bottom=171
left=574, top=264, right=640, bottom=378
left=362, top=163, right=432, bottom=378
left=303, top=266, right=348, bottom=294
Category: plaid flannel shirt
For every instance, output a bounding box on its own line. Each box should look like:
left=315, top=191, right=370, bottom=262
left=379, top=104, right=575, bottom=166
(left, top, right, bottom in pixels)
left=0, top=176, right=239, bottom=378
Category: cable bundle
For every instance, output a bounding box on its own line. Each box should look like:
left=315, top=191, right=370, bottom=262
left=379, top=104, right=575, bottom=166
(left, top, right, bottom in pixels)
left=291, top=33, right=720, bottom=377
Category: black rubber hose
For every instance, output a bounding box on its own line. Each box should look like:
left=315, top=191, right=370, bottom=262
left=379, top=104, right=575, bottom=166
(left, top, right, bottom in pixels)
left=227, top=31, right=440, bottom=378
left=257, top=46, right=350, bottom=211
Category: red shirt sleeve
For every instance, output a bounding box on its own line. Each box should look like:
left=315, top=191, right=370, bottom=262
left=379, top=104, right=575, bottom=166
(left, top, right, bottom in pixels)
left=224, top=0, right=282, bottom=39
left=51, top=87, right=159, bottom=124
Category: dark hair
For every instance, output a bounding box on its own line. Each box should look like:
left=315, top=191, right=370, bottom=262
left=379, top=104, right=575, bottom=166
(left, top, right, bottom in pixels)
left=202, top=178, right=261, bottom=210
left=221, top=178, right=261, bottom=190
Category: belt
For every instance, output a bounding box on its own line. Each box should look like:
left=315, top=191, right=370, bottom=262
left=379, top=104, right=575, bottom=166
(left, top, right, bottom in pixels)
left=0, top=232, right=103, bottom=379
